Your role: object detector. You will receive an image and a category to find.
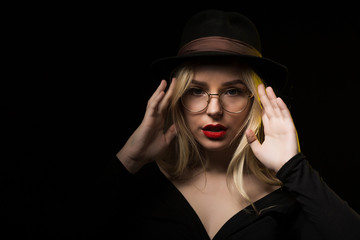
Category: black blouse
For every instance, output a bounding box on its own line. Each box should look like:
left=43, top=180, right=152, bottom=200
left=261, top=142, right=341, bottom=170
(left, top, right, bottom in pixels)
left=88, top=153, right=360, bottom=240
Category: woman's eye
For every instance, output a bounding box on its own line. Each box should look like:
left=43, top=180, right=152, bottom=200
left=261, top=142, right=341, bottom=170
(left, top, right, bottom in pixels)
left=187, top=88, right=206, bottom=96
left=224, top=88, right=245, bottom=96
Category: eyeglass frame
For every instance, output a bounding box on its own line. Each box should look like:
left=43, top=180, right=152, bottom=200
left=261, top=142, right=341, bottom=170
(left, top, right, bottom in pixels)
left=181, top=87, right=254, bottom=114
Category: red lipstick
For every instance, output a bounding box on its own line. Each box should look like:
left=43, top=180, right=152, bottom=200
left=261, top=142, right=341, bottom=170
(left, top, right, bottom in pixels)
left=202, top=124, right=227, bottom=139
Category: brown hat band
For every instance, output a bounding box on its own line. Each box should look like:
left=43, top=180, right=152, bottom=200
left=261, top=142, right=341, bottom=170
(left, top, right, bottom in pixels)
left=177, top=36, right=262, bottom=57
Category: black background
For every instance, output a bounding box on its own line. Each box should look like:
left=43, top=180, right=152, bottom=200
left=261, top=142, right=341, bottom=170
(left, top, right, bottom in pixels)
left=3, top=2, right=360, bottom=239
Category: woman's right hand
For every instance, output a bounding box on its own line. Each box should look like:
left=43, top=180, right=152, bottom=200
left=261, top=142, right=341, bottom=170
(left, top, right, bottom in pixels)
left=116, top=79, right=177, bottom=173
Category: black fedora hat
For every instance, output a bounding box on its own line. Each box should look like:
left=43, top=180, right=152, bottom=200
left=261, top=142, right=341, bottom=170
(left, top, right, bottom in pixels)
left=151, top=9, right=288, bottom=91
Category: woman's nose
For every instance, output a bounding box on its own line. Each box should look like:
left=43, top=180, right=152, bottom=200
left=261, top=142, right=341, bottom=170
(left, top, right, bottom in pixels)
left=206, top=95, right=223, bottom=118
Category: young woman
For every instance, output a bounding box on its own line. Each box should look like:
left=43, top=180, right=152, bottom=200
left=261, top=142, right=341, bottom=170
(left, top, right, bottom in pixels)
left=95, top=10, right=360, bottom=240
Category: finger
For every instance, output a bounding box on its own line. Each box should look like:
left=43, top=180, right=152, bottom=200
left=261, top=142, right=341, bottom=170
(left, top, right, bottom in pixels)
left=146, top=91, right=165, bottom=117
left=245, top=129, right=261, bottom=154
left=258, top=84, right=276, bottom=118
left=159, top=78, right=176, bottom=112
left=261, top=111, right=270, bottom=129
left=265, top=86, right=281, bottom=116
left=164, top=124, right=177, bottom=145
left=276, top=97, right=292, bottom=119
left=147, top=80, right=167, bottom=108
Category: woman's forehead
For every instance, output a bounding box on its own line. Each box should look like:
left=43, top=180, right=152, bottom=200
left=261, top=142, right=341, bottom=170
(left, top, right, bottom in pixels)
left=192, top=64, right=244, bottom=82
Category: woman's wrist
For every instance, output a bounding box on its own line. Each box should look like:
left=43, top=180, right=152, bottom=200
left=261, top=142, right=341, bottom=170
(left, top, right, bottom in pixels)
left=116, top=150, right=145, bottom=174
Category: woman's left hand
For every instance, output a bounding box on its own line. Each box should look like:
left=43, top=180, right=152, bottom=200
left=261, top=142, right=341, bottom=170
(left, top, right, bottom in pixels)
left=246, top=84, right=300, bottom=172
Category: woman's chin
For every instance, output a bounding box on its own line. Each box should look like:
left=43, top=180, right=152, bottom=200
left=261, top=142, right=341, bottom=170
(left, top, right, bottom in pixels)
left=198, top=138, right=231, bottom=152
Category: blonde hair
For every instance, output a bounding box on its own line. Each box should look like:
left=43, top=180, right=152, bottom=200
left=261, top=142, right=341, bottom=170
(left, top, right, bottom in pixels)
left=158, top=59, right=281, bottom=209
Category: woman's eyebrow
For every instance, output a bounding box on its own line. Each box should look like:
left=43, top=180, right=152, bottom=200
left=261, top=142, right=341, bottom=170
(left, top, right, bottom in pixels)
left=222, top=79, right=245, bottom=86
left=191, top=79, right=245, bottom=86
left=191, top=80, right=208, bottom=86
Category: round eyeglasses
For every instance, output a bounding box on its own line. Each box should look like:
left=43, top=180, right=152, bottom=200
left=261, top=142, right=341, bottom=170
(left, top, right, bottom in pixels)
left=181, top=87, right=254, bottom=113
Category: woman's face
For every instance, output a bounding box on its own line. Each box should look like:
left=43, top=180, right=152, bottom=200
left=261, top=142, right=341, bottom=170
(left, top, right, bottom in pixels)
left=183, top=64, right=252, bottom=152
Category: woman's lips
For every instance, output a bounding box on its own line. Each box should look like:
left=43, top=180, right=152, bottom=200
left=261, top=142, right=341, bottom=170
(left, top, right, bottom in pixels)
left=202, top=124, right=227, bottom=139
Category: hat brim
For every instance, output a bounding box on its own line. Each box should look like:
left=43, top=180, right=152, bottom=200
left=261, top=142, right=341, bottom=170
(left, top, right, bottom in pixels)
left=150, top=52, right=288, bottom=92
